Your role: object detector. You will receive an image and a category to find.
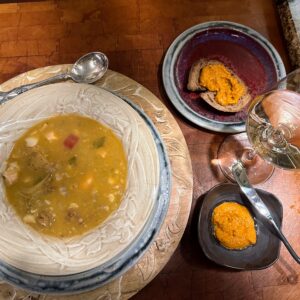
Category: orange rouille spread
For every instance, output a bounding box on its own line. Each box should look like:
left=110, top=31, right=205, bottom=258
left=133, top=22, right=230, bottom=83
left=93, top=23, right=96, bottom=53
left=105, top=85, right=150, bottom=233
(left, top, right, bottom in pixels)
left=212, top=202, right=256, bottom=250
left=199, top=64, right=246, bottom=106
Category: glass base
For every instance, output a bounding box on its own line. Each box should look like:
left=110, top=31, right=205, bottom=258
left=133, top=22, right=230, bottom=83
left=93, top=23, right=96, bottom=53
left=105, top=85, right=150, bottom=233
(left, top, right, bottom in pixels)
left=217, top=132, right=274, bottom=185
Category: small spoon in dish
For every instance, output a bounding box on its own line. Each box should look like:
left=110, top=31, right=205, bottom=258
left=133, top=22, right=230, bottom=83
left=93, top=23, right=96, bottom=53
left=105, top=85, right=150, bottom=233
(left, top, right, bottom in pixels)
left=232, top=160, right=300, bottom=264
left=0, top=51, right=109, bottom=104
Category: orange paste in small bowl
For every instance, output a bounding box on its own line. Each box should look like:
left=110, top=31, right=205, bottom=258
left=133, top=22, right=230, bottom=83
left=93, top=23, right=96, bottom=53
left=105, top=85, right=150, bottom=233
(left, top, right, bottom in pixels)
left=212, top=202, right=256, bottom=250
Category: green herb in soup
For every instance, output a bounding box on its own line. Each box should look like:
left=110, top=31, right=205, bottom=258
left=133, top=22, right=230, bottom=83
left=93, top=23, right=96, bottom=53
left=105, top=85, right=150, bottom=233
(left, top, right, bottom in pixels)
left=3, top=114, right=127, bottom=238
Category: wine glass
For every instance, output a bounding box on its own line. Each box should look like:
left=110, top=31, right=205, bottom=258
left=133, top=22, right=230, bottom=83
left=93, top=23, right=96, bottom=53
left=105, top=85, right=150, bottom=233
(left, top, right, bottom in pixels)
left=217, top=68, right=300, bottom=184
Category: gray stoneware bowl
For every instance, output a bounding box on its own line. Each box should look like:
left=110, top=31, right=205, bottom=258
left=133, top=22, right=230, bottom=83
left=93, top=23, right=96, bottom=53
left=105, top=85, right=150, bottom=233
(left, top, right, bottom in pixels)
left=198, top=183, right=282, bottom=270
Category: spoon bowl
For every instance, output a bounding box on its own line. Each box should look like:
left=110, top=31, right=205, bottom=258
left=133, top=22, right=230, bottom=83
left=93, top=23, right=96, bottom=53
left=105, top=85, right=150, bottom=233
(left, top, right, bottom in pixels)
left=70, top=52, right=109, bottom=84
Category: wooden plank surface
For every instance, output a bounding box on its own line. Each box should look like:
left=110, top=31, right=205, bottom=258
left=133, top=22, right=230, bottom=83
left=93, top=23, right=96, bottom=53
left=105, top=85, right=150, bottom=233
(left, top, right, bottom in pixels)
left=0, top=0, right=299, bottom=299
left=276, top=0, right=300, bottom=68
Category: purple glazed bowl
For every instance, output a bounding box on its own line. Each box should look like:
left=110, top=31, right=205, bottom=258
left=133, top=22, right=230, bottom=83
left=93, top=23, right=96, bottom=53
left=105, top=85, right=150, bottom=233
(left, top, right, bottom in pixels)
left=162, top=21, right=286, bottom=133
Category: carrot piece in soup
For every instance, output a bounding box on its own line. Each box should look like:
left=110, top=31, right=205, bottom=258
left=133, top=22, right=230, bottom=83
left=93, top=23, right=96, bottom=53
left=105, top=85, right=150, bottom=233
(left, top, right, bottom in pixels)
left=64, top=134, right=79, bottom=149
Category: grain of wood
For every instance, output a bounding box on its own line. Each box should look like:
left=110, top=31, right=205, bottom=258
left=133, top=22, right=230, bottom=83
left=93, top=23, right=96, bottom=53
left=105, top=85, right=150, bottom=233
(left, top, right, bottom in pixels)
left=0, top=0, right=297, bottom=299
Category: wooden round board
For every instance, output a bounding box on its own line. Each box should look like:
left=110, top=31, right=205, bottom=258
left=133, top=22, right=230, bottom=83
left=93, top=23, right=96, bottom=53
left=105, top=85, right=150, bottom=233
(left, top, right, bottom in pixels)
left=0, top=66, right=193, bottom=300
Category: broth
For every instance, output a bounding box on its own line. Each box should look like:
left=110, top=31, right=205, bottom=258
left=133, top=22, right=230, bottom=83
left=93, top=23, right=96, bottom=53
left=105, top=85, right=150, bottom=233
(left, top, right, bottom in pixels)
left=3, top=114, right=127, bottom=238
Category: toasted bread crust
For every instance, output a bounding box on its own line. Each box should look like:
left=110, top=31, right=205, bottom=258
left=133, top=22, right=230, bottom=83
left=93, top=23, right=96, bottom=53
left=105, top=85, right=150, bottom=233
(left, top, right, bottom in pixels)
left=201, top=91, right=251, bottom=112
left=187, top=59, right=251, bottom=112
left=187, top=59, right=207, bottom=92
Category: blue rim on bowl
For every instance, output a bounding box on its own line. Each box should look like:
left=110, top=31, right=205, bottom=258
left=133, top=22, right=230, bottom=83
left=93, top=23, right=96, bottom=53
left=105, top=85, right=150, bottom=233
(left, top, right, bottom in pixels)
left=0, top=92, right=172, bottom=294
left=162, top=21, right=286, bottom=133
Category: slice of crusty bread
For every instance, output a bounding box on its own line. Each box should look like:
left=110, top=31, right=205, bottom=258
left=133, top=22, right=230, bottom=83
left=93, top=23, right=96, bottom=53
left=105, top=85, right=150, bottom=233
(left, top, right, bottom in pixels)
left=201, top=90, right=251, bottom=112
left=187, top=59, right=251, bottom=112
left=187, top=59, right=219, bottom=92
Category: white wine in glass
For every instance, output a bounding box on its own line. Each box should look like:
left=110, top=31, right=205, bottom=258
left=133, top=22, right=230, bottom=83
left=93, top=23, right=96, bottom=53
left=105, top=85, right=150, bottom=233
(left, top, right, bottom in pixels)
left=247, top=90, right=300, bottom=169
left=217, top=69, right=300, bottom=184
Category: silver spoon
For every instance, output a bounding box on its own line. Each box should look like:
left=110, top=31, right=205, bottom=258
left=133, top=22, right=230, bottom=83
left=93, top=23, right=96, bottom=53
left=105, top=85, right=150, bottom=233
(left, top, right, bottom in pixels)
left=0, top=52, right=108, bottom=104
left=232, top=160, right=300, bottom=264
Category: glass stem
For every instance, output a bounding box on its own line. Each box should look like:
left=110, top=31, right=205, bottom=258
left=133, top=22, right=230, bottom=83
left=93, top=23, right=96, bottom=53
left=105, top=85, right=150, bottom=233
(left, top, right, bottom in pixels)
left=241, top=148, right=256, bottom=166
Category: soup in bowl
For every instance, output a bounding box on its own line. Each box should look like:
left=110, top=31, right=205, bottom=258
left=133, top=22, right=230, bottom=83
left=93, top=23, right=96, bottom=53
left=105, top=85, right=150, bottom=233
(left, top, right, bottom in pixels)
left=3, top=114, right=128, bottom=238
left=0, top=82, right=170, bottom=294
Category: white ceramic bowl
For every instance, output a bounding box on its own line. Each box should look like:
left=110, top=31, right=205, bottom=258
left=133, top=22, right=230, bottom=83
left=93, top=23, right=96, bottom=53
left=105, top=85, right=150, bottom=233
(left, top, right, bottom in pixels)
left=0, top=83, right=171, bottom=294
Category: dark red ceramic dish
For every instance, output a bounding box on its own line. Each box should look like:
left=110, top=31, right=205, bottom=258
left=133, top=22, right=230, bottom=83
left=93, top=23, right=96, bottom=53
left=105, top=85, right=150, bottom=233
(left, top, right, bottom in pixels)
left=174, top=27, right=279, bottom=123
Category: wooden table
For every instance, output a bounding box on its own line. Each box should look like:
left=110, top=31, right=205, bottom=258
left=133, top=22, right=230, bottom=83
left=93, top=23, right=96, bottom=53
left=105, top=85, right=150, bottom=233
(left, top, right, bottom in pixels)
left=0, top=1, right=299, bottom=299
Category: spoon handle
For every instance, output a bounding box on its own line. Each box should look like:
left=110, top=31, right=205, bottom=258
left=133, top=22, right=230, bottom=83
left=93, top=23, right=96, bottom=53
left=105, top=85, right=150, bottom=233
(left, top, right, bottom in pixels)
left=0, top=73, right=69, bottom=104
left=232, top=160, right=300, bottom=264
left=269, top=218, right=300, bottom=264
